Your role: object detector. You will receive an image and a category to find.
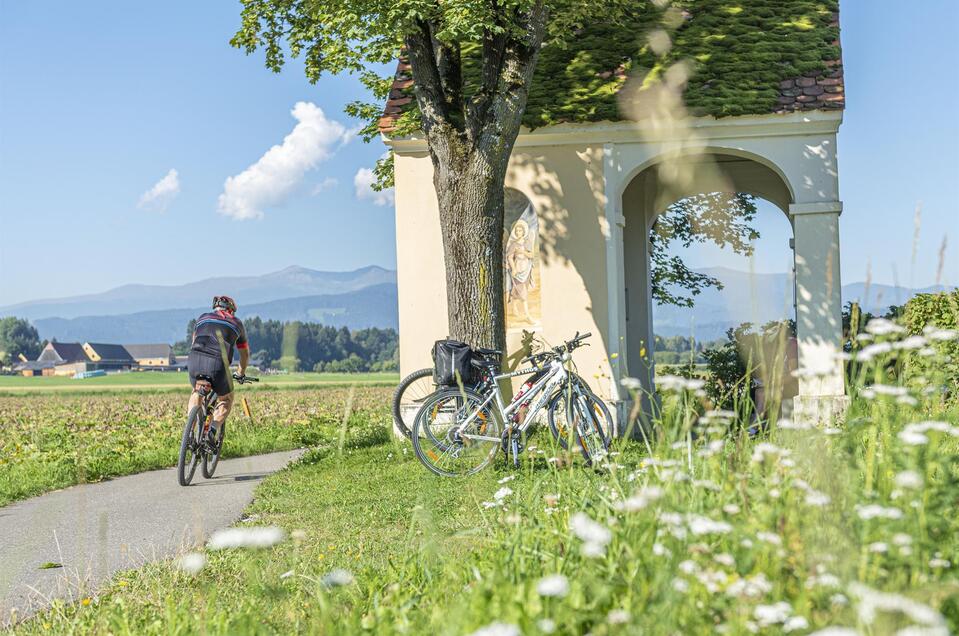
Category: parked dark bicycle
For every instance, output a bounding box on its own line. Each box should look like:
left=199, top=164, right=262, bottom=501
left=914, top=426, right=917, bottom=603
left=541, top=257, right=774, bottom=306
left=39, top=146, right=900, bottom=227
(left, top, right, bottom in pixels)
left=177, top=372, right=258, bottom=486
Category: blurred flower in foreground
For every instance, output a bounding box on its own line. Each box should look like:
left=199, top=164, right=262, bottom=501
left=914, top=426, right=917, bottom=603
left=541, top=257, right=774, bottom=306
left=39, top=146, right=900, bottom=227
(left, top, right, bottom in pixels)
left=207, top=526, right=286, bottom=550
left=536, top=574, right=569, bottom=597
left=469, top=623, right=520, bottom=636
left=176, top=552, right=206, bottom=575
left=321, top=569, right=354, bottom=587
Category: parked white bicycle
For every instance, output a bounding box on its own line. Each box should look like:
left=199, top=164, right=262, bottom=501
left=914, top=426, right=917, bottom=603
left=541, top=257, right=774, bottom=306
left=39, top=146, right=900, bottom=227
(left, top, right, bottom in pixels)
left=411, top=332, right=611, bottom=477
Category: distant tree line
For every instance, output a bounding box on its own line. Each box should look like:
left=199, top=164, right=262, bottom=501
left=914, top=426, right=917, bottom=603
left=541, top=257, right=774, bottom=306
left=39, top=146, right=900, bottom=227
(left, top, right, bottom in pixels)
left=174, top=317, right=398, bottom=373
left=0, top=317, right=42, bottom=368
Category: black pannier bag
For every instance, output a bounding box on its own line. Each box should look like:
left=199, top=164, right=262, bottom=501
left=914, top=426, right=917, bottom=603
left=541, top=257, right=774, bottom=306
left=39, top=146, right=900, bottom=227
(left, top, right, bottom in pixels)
left=432, top=339, right=473, bottom=386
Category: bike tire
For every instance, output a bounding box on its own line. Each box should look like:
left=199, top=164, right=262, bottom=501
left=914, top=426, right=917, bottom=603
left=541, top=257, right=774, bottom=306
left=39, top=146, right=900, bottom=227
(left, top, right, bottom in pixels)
left=178, top=406, right=203, bottom=486
left=202, top=421, right=226, bottom=479
left=547, top=390, right=610, bottom=466
left=411, top=387, right=502, bottom=478
left=391, top=368, right=435, bottom=437
left=548, top=378, right=613, bottom=450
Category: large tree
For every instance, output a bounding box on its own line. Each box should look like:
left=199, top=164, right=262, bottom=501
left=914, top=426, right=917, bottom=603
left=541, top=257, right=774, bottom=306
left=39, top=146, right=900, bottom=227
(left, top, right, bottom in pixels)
left=232, top=0, right=633, bottom=351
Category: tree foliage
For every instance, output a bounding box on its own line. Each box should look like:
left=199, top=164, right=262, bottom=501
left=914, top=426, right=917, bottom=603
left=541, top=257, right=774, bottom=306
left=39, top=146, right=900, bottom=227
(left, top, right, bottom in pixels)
left=0, top=317, right=41, bottom=366
left=650, top=192, right=760, bottom=307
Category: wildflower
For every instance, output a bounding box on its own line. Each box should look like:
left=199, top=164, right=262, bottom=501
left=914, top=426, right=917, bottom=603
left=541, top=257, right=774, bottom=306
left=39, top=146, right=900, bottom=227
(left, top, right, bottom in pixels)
left=543, top=494, right=560, bottom=507
left=829, top=594, right=849, bottom=607
left=656, top=374, right=705, bottom=392
left=898, top=430, right=929, bottom=446
left=861, top=384, right=909, bottom=398
left=652, top=543, right=671, bottom=557
left=321, top=569, right=354, bottom=587
left=929, top=557, right=951, bottom=568
left=894, top=470, right=923, bottom=489
left=207, top=526, right=286, bottom=550
left=777, top=418, right=813, bottom=431
left=924, top=325, right=958, bottom=341
left=469, top=623, right=520, bottom=636
left=697, top=439, right=725, bottom=458
left=714, top=553, right=735, bottom=567
left=823, top=426, right=842, bottom=435
left=849, top=582, right=947, bottom=629
left=537, top=619, right=556, bottom=634
left=897, top=395, right=919, bottom=406
left=176, top=553, right=206, bottom=575
left=805, top=573, right=840, bottom=589
left=280, top=570, right=294, bottom=580
left=868, top=542, right=888, bottom=553
left=481, top=500, right=502, bottom=509
left=687, top=515, right=732, bottom=536
left=570, top=512, right=611, bottom=557
left=865, top=318, right=905, bottom=335
left=857, top=342, right=893, bottom=361
left=855, top=504, right=903, bottom=520
left=536, top=574, right=569, bottom=597
left=726, top=573, right=772, bottom=598
left=722, top=504, right=741, bottom=515
left=497, top=475, right=515, bottom=484
left=751, top=442, right=789, bottom=464
left=783, top=616, right=809, bottom=632
left=757, top=531, right=783, bottom=546
left=614, top=486, right=663, bottom=511
left=493, top=487, right=513, bottom=501
left=754, top=602, right=792, bottom=627
left=620, top=376, right=643, bottom=390
left=892, top=533, right=913, bottom=546
left=693, top=479, right=721, bottom=491
left=672, top=578, right=689, bottom=593
left=607, top=609, right=631, bottom=624
left=908, top=420, right=959, bottom=436
left=678, top=560, right=698, bottom=575
left=894, top=335, right=927, bottom=350
left=809, top=628, right=857, bottom=636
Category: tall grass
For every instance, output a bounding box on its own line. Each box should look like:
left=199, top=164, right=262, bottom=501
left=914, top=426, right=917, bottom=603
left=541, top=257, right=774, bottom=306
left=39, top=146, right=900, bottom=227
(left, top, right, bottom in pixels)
left=7, top=319, right=959, bottom=634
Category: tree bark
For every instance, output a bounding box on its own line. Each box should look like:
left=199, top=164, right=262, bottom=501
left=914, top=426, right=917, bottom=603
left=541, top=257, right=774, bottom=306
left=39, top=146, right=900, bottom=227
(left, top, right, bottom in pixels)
left=403, top=5, right=548, bottom=352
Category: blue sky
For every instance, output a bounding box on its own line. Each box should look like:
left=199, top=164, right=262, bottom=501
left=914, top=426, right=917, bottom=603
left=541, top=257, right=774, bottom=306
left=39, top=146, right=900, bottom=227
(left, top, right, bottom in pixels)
left=1, top=0, right=956, bottom=306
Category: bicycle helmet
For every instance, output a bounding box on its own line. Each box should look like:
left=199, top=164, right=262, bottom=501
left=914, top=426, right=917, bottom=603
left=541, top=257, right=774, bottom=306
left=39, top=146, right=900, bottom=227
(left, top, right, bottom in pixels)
left=212, top=295, right=237, bottom=314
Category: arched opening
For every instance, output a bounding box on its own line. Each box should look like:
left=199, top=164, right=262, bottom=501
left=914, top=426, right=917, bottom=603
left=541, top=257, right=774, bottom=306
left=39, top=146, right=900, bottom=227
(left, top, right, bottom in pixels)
left=620, top=152, right=797, bottom=417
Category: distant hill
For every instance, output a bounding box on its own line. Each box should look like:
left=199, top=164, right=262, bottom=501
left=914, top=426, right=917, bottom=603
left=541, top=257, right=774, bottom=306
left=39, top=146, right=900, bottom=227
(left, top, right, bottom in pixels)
left=32, top=284, right=398, bottom=344
left=653, top=267, right=954, bottom=341
left=0, top=265, right=396, bottom=321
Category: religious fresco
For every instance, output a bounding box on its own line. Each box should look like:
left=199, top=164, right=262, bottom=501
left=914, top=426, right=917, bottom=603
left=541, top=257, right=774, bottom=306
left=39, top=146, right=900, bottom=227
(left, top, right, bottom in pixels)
left=504, top=188, right=541, bottom=329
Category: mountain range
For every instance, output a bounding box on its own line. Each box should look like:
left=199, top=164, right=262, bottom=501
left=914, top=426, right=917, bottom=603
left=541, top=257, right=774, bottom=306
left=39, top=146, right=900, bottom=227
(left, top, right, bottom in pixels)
left=1, top=265, right=951, bottom=345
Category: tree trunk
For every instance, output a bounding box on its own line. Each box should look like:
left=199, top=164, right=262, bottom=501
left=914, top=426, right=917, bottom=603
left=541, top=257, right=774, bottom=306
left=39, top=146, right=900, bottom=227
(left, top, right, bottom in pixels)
left=430, top=136, right=509, bottom=352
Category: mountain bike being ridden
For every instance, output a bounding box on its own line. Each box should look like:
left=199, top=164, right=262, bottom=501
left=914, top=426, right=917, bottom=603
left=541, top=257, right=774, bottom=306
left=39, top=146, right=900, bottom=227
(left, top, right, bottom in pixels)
left=178, top=296, right=254, bottom=486
left=411, top=332, right=612, bottom=477
left=178, top=371, right=258, bottom=486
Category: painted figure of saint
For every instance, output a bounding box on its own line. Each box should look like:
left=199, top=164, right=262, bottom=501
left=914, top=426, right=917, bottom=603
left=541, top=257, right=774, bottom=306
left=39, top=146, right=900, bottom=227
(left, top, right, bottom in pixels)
left=505, top=206, right=538, bottom=325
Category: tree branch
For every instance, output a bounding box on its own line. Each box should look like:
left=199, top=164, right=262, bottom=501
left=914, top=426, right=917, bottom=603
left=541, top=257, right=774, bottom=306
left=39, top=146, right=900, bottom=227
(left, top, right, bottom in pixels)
left=404, top=21, right=452, bottom=136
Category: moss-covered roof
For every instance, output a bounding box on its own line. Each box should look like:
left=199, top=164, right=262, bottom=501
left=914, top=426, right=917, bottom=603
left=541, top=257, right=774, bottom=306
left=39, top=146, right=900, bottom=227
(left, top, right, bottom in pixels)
left=380, top=0, right=843, bottom=134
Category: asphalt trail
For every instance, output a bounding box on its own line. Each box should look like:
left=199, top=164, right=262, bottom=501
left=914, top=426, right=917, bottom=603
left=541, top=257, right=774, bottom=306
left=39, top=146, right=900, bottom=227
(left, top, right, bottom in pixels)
left=0, top=449, right=303, bottom=624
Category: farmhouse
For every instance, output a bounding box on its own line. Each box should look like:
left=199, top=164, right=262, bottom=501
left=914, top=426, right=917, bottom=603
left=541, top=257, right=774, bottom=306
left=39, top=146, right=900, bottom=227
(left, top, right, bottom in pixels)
left=17, top=341, right=182, bottom=376
left=124, top=343, right=176, bottom=368
left=385, top=3, right=848, bottom=424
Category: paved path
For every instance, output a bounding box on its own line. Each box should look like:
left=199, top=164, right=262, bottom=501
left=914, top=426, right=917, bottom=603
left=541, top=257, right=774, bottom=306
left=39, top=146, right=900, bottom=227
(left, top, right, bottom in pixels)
left=0, top=449, right=303, bottom=624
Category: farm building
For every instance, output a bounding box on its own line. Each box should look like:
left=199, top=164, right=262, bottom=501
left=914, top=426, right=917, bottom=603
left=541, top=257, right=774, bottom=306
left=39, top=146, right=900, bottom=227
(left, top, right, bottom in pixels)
left=385, top=3, right=848, bottom=424
left=124, top=343, right=176, bottom=368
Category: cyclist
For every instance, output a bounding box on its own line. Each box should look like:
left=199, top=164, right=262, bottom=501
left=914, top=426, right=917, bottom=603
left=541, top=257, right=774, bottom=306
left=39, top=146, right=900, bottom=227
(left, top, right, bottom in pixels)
left=187, top=295, right=249, bottom=445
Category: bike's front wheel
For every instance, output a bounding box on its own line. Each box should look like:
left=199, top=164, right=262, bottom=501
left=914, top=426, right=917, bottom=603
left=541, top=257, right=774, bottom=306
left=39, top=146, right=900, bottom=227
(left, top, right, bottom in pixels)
left=547, top=390, right=610, bottom=466
left=411, top=388, right=502, bottom=477
left=178, top=406, right=204, bottom=486
left=548, top=381, right=613, bottom=451
left=202, top=421, right=226, bottom=479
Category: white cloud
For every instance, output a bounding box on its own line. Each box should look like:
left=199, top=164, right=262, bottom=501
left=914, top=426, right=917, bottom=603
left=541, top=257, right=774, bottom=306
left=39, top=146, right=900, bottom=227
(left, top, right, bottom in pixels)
left=218, top=102, right=350, bottom=220
left=138, top=168, right=180, bottom=211
left=354, top=167, right=395, bottom=207
left=311, top=177, right=339, bottom=195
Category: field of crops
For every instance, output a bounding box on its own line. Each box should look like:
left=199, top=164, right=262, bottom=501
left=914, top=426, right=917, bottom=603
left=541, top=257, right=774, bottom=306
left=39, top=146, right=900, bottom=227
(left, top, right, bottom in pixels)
left=0, top=386, right=393, bottom=507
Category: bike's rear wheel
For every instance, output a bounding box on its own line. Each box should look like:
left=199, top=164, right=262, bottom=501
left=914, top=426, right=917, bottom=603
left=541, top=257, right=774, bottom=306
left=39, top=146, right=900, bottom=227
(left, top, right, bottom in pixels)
left=411, top=388, right=502, bottom=477
left=202, top=421, right=226, bottom=479
left=391, top=368, right=435, bottom=437
left=548, top=390, right=610, bottom=466
left=178, top=406, right=203, bottom=486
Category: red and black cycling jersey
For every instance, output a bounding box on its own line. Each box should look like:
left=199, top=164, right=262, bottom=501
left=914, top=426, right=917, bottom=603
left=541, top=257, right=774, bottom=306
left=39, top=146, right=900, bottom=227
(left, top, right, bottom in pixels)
left=191, top=310, right=248, bottom=362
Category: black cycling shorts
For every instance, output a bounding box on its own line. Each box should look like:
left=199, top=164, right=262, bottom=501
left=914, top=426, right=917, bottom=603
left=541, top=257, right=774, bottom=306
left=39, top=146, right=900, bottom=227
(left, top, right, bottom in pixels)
left=188, top=351, right=232, bottom=396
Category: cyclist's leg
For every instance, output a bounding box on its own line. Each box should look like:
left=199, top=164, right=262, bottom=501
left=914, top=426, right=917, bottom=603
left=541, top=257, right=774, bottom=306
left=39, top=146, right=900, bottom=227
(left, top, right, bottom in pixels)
left=212, top=391, right=234, bottom=428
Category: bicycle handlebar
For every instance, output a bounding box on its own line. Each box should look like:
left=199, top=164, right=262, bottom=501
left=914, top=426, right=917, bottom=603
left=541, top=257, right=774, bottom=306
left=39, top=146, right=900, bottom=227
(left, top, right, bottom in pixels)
left=523, top=332, right=593, bottom=366
left=233, top=373, right=259, bottom=384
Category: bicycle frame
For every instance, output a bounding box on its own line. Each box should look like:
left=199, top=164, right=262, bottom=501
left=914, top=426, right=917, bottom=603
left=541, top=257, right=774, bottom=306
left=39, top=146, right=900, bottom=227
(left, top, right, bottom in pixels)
left=455, top=355, right=571, bottom=443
